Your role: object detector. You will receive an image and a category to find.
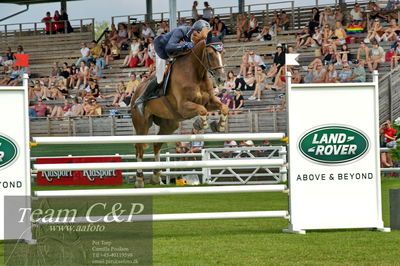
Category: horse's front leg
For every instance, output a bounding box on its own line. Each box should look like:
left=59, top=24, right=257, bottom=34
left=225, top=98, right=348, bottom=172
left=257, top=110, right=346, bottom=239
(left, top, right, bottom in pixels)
left=135, top=143, right=145, bottom=188
left=179, top=101, right=209, bottom=130
left=207, top=95, right=229, bottom=132
left=152, top=142, right=163, bottom=185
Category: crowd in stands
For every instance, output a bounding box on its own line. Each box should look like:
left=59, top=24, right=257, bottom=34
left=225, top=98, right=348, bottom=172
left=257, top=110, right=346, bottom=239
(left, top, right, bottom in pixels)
left=3, top=1, right=400, bottom=120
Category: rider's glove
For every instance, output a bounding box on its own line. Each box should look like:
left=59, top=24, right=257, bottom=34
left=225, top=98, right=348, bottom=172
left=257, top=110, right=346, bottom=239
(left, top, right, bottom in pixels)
left=184, top=42, right=195, bottom=49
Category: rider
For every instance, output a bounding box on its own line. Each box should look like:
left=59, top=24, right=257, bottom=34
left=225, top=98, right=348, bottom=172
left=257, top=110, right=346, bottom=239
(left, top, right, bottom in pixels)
left=134, top=19, right=211, bottom=115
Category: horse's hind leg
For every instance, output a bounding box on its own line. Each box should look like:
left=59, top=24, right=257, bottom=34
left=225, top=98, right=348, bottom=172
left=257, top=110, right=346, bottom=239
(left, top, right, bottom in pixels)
left=152, top=119, right=180, bottom=185
left=135, top=143, right=145, bottom=188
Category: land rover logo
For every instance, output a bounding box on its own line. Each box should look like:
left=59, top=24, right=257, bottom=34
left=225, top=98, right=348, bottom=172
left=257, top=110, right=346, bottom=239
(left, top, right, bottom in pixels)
left=299, top=126, right=369, bottom=164
left=0, top=135, right=18, bottom=169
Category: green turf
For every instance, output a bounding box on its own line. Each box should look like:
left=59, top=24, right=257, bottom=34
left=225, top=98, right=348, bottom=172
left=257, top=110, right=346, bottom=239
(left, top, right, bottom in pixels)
left=1, top=144, right=396, bottom=265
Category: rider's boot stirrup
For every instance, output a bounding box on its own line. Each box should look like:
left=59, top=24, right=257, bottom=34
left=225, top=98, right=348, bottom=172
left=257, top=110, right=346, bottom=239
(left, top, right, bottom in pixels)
left=135, top=78, right=159, bottom=116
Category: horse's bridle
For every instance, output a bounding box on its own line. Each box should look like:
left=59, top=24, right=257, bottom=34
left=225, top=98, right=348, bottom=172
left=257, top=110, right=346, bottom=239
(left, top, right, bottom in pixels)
left=192, top=40, right=225, bottom=79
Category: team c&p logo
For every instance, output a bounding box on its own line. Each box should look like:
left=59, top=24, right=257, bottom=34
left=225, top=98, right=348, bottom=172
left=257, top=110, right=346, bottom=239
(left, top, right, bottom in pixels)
left=298, top=125, right=369, bottom=164
left=0, top=135, right=19, bottom=169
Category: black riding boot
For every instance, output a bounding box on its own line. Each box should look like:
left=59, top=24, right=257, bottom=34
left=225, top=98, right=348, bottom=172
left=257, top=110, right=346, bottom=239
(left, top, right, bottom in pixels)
left=134, top=78, right=160, bottom=115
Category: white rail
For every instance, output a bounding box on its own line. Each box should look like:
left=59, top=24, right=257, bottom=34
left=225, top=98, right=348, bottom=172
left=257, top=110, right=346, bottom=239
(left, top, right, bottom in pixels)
left=32, top=133, right=286, bottom=145
left=35, top=211, right=289, bottom=224
left=34, top=184, right=287, bottom=197
left=33, top=158, right=285, bottom=172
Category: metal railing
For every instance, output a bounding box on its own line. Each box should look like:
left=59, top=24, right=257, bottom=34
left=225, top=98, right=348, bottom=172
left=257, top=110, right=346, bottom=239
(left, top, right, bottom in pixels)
left=111, top=1, right=295, bottom=26
left=0, top=18, right=95, bottom=39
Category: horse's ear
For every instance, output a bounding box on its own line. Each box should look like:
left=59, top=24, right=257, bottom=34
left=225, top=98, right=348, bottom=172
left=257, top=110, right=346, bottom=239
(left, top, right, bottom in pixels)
left=206, top=31, right=213, bottom=44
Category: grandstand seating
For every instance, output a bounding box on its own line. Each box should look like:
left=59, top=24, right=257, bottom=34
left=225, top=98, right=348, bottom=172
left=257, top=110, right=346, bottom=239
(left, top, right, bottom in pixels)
left=0, top=1, right=397, bottom=136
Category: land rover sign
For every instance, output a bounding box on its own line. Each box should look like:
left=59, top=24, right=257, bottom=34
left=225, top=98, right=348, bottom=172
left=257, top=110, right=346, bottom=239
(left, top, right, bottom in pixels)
left=298, top=126, right=369, bottom=164
left=0, top=135, right=18, bottom=169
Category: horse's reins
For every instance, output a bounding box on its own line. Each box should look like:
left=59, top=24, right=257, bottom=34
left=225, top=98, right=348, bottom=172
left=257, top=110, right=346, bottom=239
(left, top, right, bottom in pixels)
left=191, top=40, right=224, bottom=79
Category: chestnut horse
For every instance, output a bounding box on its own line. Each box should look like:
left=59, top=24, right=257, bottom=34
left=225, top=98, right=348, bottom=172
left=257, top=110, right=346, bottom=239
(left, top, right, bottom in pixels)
left=131, top=36, right=228, bottom=188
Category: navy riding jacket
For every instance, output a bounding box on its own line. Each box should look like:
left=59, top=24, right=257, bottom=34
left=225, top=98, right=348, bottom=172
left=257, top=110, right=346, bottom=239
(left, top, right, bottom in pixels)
left=154, top=26, right=193, bottom=60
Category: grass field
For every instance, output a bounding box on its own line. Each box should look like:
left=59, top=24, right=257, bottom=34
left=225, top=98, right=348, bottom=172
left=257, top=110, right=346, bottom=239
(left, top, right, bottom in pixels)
left=1, top=144, right=399, bottom=265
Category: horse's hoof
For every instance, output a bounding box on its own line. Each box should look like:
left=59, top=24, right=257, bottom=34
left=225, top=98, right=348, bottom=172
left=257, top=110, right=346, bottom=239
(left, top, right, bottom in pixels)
left=218, top=126, right=225, bottom=132
left=210, top=121, right=218, bottom=132
left=193, top=118, right=203, bottom=130
left=151, top=173, right=161, bottom=185
left=135, top=177, right=144, bottom=188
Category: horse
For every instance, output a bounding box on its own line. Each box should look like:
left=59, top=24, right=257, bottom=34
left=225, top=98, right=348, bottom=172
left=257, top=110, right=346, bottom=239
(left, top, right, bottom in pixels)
left=131, top=35, right=228, bottom=188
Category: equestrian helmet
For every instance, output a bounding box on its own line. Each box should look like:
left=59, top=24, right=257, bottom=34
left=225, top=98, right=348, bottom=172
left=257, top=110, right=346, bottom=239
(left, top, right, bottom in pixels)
left=192, top=20, right=210, bottom=32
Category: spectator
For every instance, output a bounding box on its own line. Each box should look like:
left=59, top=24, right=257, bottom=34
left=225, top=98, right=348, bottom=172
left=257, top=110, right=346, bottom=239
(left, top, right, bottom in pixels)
left=291, top=67, right=303, bottom=84
left=238, top=51, right=249, bottom=77
left=218, top=88, right=234, bottom=109
left=145, top=37, right=156, bottom=70
left=110, top=40, right=121, bottom=60
left=60, top=62, right=71, bottom=87
left=391, top=40, right=400, bottom=69
left=122, top=38, right=141, bottom=68
left=70, top=98, right=84, bottom=116
left=102, top=81, right=126, bottom=107
left=89, top=40, right=102, bottom=65
left=333, top=21, right=347, bottom=46
left=368, top=41, right=385, bottom=72
left=188, top=129, right=204, bottom=153
left=257, top=24, right=276, bottom=41
left=222, top=140, right=239, bottom=158
left=141, top=23, right=155, bottom=39
left=127, top=22, right=138, bottom=39
left=236, top=71, right=256, bottom=91
left=312, top=62, right=326, bottom=83
left=29, top=99, right=49, bottom=117
left=338, top=64, right=353, bottom=82
left=366, top=18, right=384, bottom=43
left=309, top=7, right=320, bottom=34
left=232, top=88, right=244, bottom=113
left=3, top=47, right=14, bottom=73
left=53, top=10, right=64, bottom=33
left=321, top=24, right=333, bottom=46
left=385, top=0, right=400, bottom=20
left=224, top=71, right=237, bottom=91
left=334, top=7, right=344, bottom=23
left=49, top=99, right=71, bottom=118
left=382, top=19, right=400, bottom=41
left=15, top=45, right=24, bottom=55
left=311, top=26, right=323, bottom=47
left=320, top=7, right=335, bottom=29
left=75, top=60, right=89, bottom=89
left=45, top=62, right=61, bottom=86
left=28, top=80, right=46, bottom=100
left=348, top=3, right=365, bottom=28
left=203, top=1, right=214, bottom=22
left=42, top=11, right=55, bottom=34
left=76, top=42, right=90, bottom=66
left=89, top=61, right=102, bottom=79
left=270, top=10, right=280, bottom=27
left=272, top=45, right=285, bottom=70
left=349, top=60, right=366, bottom=82
left=336, top=44, right=351, bottom=65
left=192, top=1, right=199, bottom=20
left=357, top=40, right=370, bottom=62
left=325, top=63, right=338, bottom=83
left=236, top=13, right=248, bottom=42
left=380, top=120, right=397, bottom=168
left=108, top=24, right=118, bottom=42
left=211, top=17, right=226, bottom=40
left=60, top=7, right=73, bottom=33
left=86, top=98, right=102, bottom=115
left=304, top=65, right=314, bottom=83
left=249, top=67, right=267, bottom=101
left=277, top=11, right=290, bottom=31
left=69, top=64, right=79, bottom=89
left=47, top=81, right=64, bottom=100
left=244, top=14, right=258, bottom=41
left=117, top=23, right=129, bottom=48
left=240, top=140, right=254, bottom=147
left=156, top=21, right=169, bottom=35
left=124, top=73, right=140, bottom=106
left=296, top=25, right=311, bottom=48
left=178, top=17, right=188, bottom=27
left=176, top=130, right=190, bottom=154
left=100, top=40, right=111, bottom=67
left=322, top=45, right=337, bottom=65
left=248, top=50, right=267, bottom=73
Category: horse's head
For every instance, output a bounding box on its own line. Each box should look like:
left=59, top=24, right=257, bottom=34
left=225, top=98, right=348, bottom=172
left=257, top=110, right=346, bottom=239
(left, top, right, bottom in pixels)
left=204, top=33, right=226, bottom=86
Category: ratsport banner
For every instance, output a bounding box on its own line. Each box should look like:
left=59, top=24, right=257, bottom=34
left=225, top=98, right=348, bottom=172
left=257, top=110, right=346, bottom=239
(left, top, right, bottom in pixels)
left=287, top=77, right=385, bottom=232
left=36, top=157, right=123, bottom=186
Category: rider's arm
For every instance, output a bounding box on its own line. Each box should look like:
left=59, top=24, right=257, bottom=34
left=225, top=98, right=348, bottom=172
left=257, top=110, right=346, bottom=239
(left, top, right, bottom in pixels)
left=165, top=29, right=192, bottom=55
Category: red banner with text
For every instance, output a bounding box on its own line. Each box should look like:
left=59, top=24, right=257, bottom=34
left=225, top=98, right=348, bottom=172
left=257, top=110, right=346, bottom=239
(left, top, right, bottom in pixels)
left=36, top=157, right=123, bottom=186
